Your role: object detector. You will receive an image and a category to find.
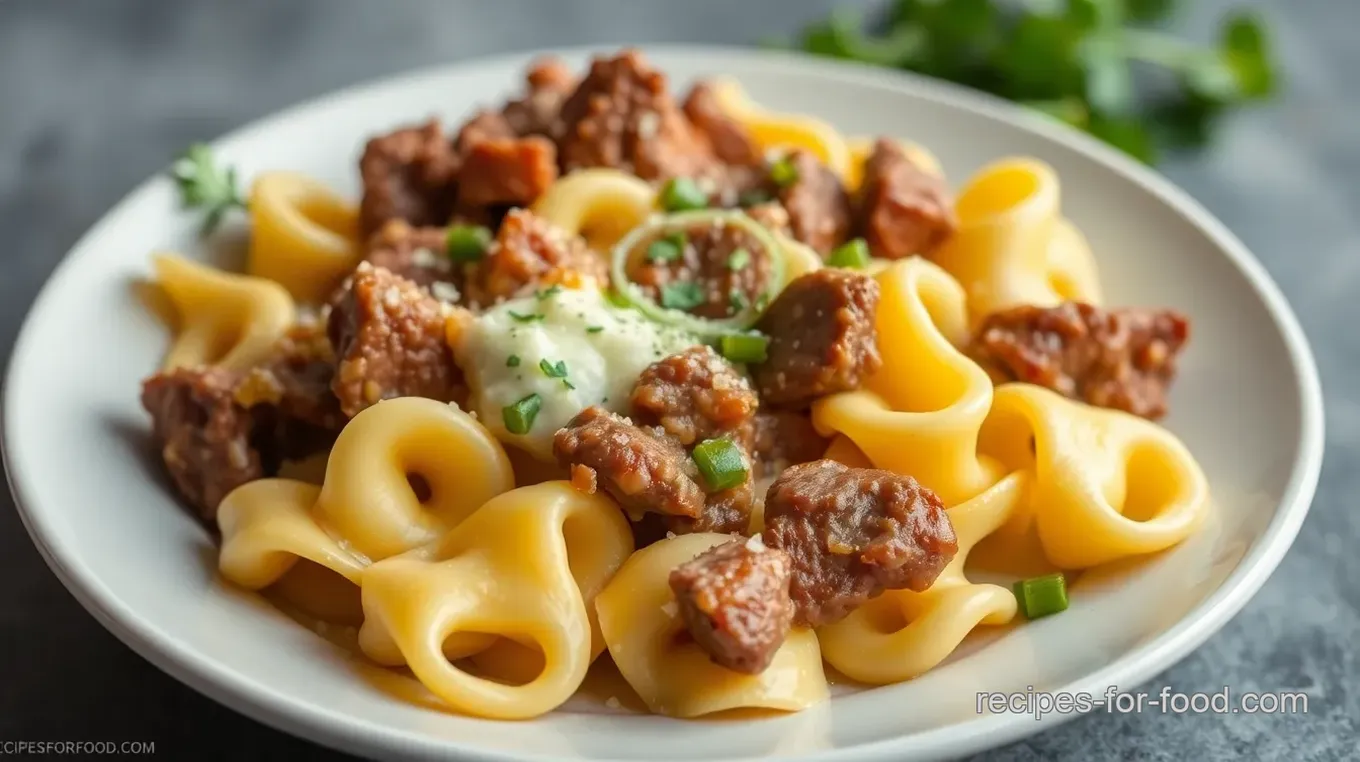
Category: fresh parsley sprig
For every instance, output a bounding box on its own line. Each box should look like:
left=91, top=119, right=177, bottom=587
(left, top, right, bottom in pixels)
left=782, top=0, right=1277, bottom=164
left=170, top=143, right=245, bottom=235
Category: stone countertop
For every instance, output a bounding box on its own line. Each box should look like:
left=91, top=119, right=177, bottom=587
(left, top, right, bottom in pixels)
left=0, top=0, right=1354, bottom=759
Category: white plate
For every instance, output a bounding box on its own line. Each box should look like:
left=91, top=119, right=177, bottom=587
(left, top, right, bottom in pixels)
left=2, top=46, right=1324, bottom=762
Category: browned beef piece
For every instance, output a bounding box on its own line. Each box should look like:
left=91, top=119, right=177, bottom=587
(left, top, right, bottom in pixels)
left=625, top=215, right=776, bottom=320
left=743, top=202, right=793, bottom=237
left=503, top=57, right=579, bottom=137
left=859, top=138, right=956, bottom=259
left=630, top=346, right=758, bottom=447
left=234, top=322, right=346, bottom=434
left=777, top=150, right=853, bottom=256
left=751, top=410, right=829, bottom=476
left=970, top=302, right=1190, bottom=420
left=358, top=119, right=460, bottom=237
left=753, top=270, right=882, bottom=408
left=556, top=50, right=714, bottom=181
left=676, top=478, right=755, bottom=535
left=682, top=81, right=761, bottom=166
left=455, top=136, right=558, bottom=210
left=142, top=367, right=264, bottom=520
left=462, top=208, right=605, bottom=308
left=669, top=538, right=795, bottom=674
left=761, top=460, right=958, bottom=627
left=327, top=263, right=464, bottom=417
left=453, top=110, right=517, bottom=153
left=361, top=220, right=459, bottom=292
left=553, top=406, right=706, bottom=520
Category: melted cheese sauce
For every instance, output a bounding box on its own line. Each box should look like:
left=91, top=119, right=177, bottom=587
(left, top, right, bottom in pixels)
left=456, top=288, right=698, bottom=460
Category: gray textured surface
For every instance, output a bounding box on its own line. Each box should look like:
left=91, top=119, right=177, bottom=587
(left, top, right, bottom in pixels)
left=0, top=0, right=1355, bottom=760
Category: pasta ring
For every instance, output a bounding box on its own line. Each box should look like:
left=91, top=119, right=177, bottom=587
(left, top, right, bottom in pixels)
left=152, top=252, right=295, bottom=371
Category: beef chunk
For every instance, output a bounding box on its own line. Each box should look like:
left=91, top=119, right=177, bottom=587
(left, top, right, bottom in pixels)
left=970, top=302, right=1190, bottom=420
left=751, top=410, right=829, bottom=476
left=625, top=215, right=776, bottom=320
left=361, top=220, right=458, bottom=292
left=753, top=270, right=882, bottom=408
left=556, top=50, right=714, bottom=181
left=358, top=119, right=460, bottom=237
left=327, top=263, right=464, bottom=417
left=669, top=538, right=794, bottom=674
left=683, top=81, right=761, bottom=166
left=762, top=460, right=958, bottom=627
left=630, top=346, right=758, bottom=447
left=454, top=110, right=517, bottom=153
left=859, top=138, right=956, bottom=259
left=777, top=150, right=853, bottom=256
left=455, top=136, right=558, bottom=209
left=234, top=322, right=345, bottom=434
left=503, top=57, right=578, bottom=137
left=462, top=208, right=604, bottom=308
left=142, top=367, right=264, bottom=520
left=553, top=406, right=706, bottom=520
left=743, top=202, right=793, bottom=237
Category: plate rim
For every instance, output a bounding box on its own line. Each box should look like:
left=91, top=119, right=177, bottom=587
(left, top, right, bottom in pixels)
left=1, top=43, right=1326, bottom=762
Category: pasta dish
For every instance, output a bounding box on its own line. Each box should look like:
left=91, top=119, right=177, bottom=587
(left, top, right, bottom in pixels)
left=138, top=49, right=1206, bottom=720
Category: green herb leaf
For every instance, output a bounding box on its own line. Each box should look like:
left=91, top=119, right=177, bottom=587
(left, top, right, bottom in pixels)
left=1221, top=11, right=1274, bottom=99
left=538, top=358, right=569, bottom=379
left=170, top=143, right=245, bottom=236
left=727, top=248, right=751, bottom=270
left=506, top=354, right=521, bottom=368
left=535, top=284, right=563, bottom=300
left=660, top=282, right=705, bottom=311
left=785, top=0, right=1279, bottom=165
left=509, top=310, right=545, bottom=323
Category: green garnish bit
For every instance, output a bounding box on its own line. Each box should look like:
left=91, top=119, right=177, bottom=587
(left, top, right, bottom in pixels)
left=586, top=325, right=605, bottom=334
left=446, top=224, right=493, bottom=262
left=719, top=333, right=770, bottom=364
left=563, top=379, right=576, bottom=390
left=659, top=177, right=710, bottom=212
left=647, top=232, right=688, bottom=264
left=691, top=438, right=749, bottom=492
left=539, top=358, right=569, bottom=379
left=781, top=2, right=1278, bottom=164
left=727, top=248, right=751, bottom=270
left=509, top=311, right=545, bottom=323
left=170, top=143, right=245, bottom=236
left=827, top=238, right=872, bottom=268
left=1013, top=573, right=1069, bottom=619
left=535, top=284, right=563, bottom=300
left=660, top=282, right=705, bottom=311
left=768, top=155, right=799, bottom=188
left=502, top=393, right=542, bottom=435
left=506, top=354, right=521, bottom=368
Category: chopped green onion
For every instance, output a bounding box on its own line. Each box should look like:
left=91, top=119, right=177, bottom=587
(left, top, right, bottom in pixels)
left=719, top=333, right=769, bottom=364
left=509, top=310, right=545, bottom=323
left=769, top=156, right=799, bottom=189
left=647, top=232, right=687, bottom=264
left=660, top=282, right=705, bottom=311
left=539, top=358, right=569, bottom=378
left=535, top=284, right=563, bottom=300
left=604, top=288, right=632, bottom=309
left=738, top=188, right=772, bottom=207
left=506, top=354, right=521, bottom=367
left=691, top=438, right=749, bottom=491
left=1012, top=573, right=1068, bottom=619
left=659, top=177, right=709, bottom=212
left=562, top=379, right=576, bottom=390
left=586, top=325, right=604, bottom=333
left=727, top=248, right=751, bottom=270
left=502, top=393, right=542, bottom=435
left=447, top=225, right=492, bottom=262
left=827, top=238, right=871, bottom=269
